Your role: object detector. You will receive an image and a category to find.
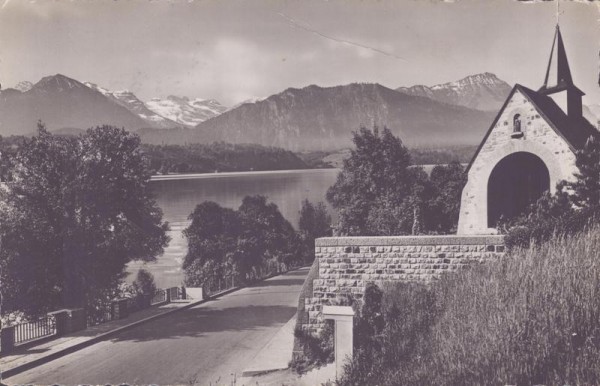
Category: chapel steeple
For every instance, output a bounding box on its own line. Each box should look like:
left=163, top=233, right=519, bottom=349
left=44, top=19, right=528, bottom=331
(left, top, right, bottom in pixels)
left=538, top=25, right=584, bottom=118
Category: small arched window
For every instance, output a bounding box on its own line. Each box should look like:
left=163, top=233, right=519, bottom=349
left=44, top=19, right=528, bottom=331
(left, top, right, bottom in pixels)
left=513, top=114, right=521, bottom=133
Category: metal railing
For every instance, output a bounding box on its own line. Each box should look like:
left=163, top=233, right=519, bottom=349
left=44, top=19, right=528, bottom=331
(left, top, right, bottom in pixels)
left=203, top=275, right=237, bottom=297
left=151, top=289, right=167, bottom=305
left=13, top=315, right=57, bottom=345
left=86, top=305, right=113, bottom=327
left=202, top=262, right=290, bottom=297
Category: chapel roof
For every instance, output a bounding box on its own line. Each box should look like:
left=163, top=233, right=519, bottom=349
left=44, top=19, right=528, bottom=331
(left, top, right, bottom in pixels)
left=519, top=85, right=597, bottom=149
left=465, top=85, right=599, bottom=173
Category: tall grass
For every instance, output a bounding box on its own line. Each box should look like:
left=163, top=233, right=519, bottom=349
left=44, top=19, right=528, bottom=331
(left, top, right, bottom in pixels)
left=341, top=227, right=600, bottom=385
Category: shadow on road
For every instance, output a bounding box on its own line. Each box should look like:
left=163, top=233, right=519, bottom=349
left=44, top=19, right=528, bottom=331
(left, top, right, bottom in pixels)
left=110, top=304, right=297, bottom=343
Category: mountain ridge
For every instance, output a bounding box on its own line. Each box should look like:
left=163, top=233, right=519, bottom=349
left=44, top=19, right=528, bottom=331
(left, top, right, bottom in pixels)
left=145, top=82, right=497, bottom=151
left=396, top=72, right=512, bottom=111
left=0, top=74, right=151, bottom=135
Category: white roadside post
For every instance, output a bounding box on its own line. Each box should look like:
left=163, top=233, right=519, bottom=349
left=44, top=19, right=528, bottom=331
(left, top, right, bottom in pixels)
left=322, top=305, right=355, bottom=379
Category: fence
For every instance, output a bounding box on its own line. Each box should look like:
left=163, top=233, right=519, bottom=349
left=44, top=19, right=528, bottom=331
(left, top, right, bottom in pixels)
left=86, top=304, right=113, bottom=327
left=203, top=275, right=237, bottom=297
left=151, top=289, right=167, bottom=305
left=202, top=262, right=290, bottom=297
left=13, top=315, right=57, bottom=345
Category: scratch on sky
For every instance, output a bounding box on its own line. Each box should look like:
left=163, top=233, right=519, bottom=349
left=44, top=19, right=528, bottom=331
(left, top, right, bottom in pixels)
left=276, top=12, right=407, bottom=62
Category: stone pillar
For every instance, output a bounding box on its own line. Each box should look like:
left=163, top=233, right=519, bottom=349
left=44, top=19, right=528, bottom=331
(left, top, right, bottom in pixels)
left=166, top=288, right=172, bottom=303
left=322, top=305, right=355, bottom=379
left=181, top=286, right=186, bottom=300
left=68, top=308, right=87, bottom=333
left=1, top=325, right=15, bottom=353
left=111, top=299, right=129, bottom=320
left=48, top=310, right=69, bottom=337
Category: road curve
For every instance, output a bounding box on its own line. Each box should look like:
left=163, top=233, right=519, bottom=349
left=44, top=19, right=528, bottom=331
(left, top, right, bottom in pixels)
left=6, top=268, right=309, bottom=386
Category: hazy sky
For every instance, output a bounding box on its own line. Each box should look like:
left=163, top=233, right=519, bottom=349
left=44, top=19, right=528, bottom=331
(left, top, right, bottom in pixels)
left=0, top=0, right=599, bottom=106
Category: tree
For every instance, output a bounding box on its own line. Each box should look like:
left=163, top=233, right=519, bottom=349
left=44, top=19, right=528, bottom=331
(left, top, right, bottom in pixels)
left=0, top=124, right=169, bottom=316
left=183, top=201, right=241, bottom=286
left=426, top=161, right=467, bottom=233
left=131, top=268, right=158, bottom=307
left=298, top=200, right=332, bottom=263
left=184, top=195, right=302, bottom=287
left=298, top=200, right=332, bottom=241
left=327, top=126, right=429, bottom=236
left=237, top=195, right=301, bottom=274
left=568, top=135, right=600, bottom=213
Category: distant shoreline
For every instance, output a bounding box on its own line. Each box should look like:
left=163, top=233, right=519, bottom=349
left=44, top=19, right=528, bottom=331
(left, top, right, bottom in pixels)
left=149, top=164, right=462, bottom=181
left=150, top=168, right=340, bottom=181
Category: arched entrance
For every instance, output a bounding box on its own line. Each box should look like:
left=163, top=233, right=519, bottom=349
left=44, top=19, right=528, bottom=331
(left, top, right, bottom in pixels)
left=487, top=152, right=550, bottom=228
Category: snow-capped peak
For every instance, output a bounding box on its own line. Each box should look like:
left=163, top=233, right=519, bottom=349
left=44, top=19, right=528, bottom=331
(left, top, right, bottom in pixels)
left=396, top=72, right=512, bottom=111
left=431, top=72, right=505, bottom=91
left=13, top=81, right=33, bottom=93
left=84, top=82, right=112, bottom=96
left=83, top=81, right=180, bottom=129
left=145, top=96, right=228, bottom=127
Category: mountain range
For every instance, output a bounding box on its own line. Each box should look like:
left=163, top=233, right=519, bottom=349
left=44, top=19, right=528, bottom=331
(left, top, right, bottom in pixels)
left=182, top=82, right=497, bottom=150
left=395, top=72, right=512, bottom=111
left=0, top=75, right=227, bottom=135
left=2, top=73, right=598, bottom=151
left=0, top=75, right=150, bottom=136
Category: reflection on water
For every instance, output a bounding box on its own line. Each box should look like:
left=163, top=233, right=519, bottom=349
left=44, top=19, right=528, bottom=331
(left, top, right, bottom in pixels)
left=127, top=169, right=339, bottom=287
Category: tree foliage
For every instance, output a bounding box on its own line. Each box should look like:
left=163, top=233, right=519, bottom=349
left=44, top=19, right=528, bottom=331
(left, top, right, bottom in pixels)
left=142, top=142, right=308, bottom=175
left=132, top=268, right=158, bottom=298
left=298, top=199, right=332, bottom=264
left=183, top=195, right=302, bottom=288
left=0, top=124, right=169, bottom=316
left=427, top=161, right=467, bottom=233
left=326, top=126, right=465, bottom=236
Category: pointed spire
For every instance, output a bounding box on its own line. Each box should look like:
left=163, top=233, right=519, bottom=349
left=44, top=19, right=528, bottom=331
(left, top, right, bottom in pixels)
left=538, top=25, right=584, bottom=119
left=540, top=25, right=574, bottom=93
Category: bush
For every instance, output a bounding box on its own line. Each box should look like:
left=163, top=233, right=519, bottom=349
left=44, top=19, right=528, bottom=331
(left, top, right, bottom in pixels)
left=339, top=282, right=439, bottom=385
left=290, top=322, right=334, bottom=374
left=132, top=268, right=158, bottom=297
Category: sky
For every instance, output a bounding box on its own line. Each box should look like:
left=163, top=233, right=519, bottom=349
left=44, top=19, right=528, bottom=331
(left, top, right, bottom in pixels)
left=0, top=0, right=599, bottom=107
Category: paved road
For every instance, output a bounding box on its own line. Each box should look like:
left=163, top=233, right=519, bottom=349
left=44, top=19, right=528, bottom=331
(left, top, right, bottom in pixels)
left=6, top=268, right=308, bottom=385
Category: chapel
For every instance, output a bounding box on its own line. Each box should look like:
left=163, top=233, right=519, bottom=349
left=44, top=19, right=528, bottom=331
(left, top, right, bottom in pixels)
left=457, top=25, right=598, bottom=235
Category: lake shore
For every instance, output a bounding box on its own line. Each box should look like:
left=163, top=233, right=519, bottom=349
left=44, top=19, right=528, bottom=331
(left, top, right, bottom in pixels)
left=150, top=168, right=339, bottom=181
left=150, top=164, right=455, bottom=182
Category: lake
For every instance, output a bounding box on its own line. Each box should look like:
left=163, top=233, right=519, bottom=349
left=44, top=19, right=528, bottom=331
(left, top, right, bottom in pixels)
left=126, top=168, right=340, bottom=287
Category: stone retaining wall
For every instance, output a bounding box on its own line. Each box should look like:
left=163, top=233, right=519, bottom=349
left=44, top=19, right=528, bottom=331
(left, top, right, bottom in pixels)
left=301, top=234, right=505, bottom=333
